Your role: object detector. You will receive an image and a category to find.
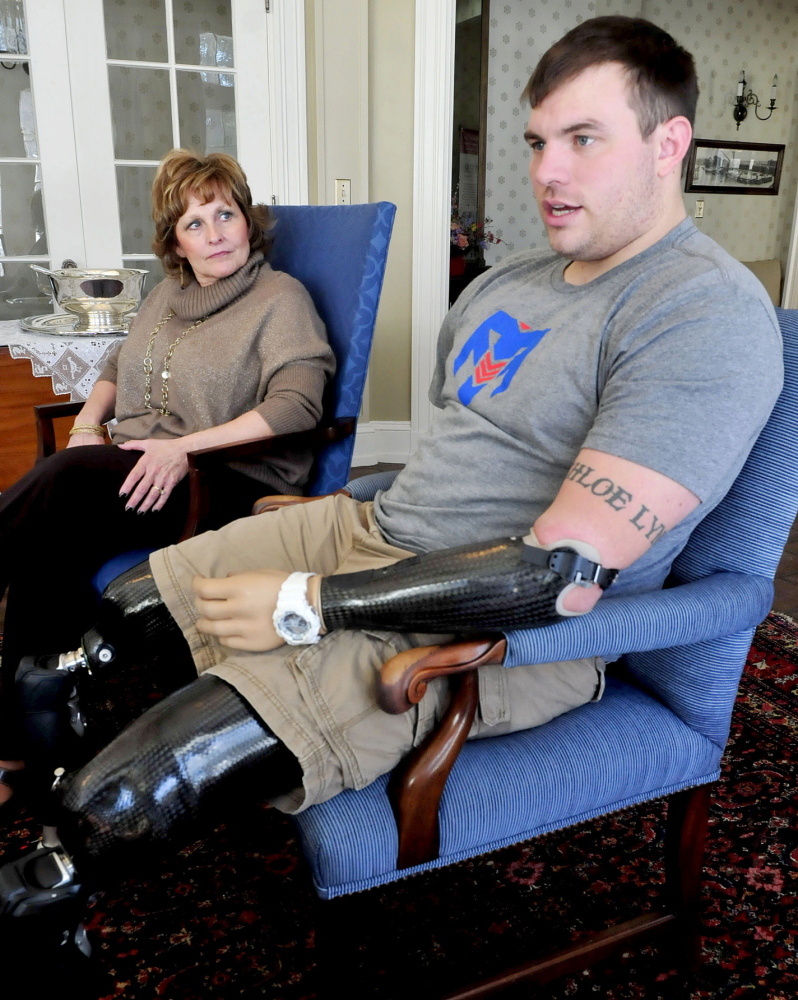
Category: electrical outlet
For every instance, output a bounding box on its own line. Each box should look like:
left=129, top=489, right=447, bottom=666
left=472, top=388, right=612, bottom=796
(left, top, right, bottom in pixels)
left=695, top=200, right=705, bottom=219
left=335, top=179, right=351, bottom=205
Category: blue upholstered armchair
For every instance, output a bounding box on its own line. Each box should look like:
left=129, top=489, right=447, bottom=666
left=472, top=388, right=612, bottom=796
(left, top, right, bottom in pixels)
left=30, top=202, right=397, bottom=594
left=290, top=307, right=798, bottom=994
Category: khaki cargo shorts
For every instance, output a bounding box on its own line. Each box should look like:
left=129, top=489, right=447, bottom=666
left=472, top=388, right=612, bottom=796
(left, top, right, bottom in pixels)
left=150, top=494, right=604, bottom=813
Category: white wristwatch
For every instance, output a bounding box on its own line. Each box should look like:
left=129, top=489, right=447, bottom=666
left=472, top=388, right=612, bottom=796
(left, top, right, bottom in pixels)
left=273, top=572, right=322, bottom=645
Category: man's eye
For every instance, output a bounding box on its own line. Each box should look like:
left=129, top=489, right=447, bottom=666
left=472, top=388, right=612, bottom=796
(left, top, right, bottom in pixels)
left=529, top=140, right=545, bottom=152
left=575, top=135, right=595, bottom=147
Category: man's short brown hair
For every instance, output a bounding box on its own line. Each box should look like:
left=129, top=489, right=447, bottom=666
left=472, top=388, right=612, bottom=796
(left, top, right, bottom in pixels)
left=151, top=149, right=273, bottom=279
left=521, top=16, right=698, bottom=137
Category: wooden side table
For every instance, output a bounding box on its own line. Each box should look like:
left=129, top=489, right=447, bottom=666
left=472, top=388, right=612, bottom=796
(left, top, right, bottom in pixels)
left=0, top=325, right=123, bottom=491
left=0, top=346, right=73, bottom=489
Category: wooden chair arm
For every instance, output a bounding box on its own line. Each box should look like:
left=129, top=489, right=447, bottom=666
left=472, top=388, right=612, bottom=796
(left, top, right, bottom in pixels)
left=378, top=636, right=507, bottom=714
left=389, top=670, right=479, bottom=869
left=184, top=416, right=357, bottom=470
left=180, top=416, right=357, bottom=540
left=252, top=489, right=351, bottom=516
left=34, top=401, right=83, bottom=460
left=379, top=636, right=507, bottom=869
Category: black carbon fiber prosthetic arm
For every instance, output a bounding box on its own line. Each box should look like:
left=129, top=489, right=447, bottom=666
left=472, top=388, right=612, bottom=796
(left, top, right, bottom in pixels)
left=320, top=537, right=618, bottom=634
left=56, top=674, right=301, bottom=871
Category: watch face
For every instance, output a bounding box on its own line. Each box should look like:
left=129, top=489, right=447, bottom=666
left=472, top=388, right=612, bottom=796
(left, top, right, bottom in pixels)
left=279, top=612, right=311, bottom=641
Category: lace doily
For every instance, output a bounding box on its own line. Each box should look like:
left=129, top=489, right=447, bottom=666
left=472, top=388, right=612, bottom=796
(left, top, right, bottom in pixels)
left=0, top=320, right=124, bottom=401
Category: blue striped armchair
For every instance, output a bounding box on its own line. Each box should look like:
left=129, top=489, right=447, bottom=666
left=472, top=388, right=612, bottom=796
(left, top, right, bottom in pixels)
left=291, top=307, right=798, bottom=995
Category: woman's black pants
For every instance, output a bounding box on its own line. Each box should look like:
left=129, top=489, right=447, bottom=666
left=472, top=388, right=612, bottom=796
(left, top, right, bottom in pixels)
left=0, top=444, right=266, bottom=758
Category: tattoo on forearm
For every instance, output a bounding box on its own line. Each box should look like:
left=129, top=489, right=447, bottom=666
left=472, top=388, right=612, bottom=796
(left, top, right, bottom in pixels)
left=565, top=462, right=667, bottom=545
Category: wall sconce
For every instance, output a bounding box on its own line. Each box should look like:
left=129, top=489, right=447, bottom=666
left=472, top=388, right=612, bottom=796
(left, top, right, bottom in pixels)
left=733, top=71, right=778, bottom=129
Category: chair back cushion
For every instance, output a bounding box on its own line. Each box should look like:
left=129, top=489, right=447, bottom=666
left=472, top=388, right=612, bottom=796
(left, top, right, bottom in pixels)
left=269, top=203, right=396, bottom=493
left=673, top=307, right=798, bottom=583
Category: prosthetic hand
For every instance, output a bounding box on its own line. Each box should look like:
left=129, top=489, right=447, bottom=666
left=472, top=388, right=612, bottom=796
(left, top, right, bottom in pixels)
left=319, top=535, right=618, bottom=635
left=0, top=674, right=301, bottom=934
left=15, top=559, right=196, bottom=769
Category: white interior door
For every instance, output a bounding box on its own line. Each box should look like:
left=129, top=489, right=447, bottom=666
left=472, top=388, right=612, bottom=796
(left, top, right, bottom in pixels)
left=0, top=0, right=307, bottom=319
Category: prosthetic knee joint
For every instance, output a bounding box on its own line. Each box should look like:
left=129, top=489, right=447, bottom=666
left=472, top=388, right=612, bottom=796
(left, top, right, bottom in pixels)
left=0, top=674, right=300, bottom=938
left=15, top=559, right=194, bottom=767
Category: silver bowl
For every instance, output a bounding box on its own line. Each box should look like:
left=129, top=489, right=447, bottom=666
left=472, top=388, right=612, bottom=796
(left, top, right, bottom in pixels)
left=31, top=265, right=148, bottom=333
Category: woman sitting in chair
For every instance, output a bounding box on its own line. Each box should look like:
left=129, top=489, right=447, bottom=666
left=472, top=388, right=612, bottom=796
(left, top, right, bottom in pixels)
left=0, top=148, right=335, bottom=808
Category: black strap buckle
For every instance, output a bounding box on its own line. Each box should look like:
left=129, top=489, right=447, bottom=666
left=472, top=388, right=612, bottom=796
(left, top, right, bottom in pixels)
left=547, top=549, right=618, bottom=590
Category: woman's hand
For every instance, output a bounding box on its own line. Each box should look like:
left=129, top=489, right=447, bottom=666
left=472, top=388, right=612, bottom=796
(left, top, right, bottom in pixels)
left=66, top=432, right=105, bottom=449
left=117, top=437, right=190, bottom=512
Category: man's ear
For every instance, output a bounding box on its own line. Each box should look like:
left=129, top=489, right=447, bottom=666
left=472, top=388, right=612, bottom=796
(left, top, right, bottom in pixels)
left=655, top=116, right=693, bottom=178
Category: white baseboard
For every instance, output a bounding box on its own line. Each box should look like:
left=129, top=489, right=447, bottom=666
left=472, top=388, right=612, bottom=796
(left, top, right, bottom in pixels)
left=352, top=420, right=412, bottom=467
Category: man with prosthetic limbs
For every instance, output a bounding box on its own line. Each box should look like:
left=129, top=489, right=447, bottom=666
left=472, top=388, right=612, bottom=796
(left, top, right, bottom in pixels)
left=1, top=535, right=617, bottom=930
left=0, top=15, right=784, bottom=969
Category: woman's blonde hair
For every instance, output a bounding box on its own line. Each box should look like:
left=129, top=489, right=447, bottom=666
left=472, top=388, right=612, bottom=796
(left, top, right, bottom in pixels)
left=151, top=149, right=273, bottom=279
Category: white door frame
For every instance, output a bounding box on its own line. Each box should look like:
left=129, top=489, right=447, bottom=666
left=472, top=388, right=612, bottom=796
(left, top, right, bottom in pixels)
left=410, top=0, right=456, bottom=451
left=259, top=0, right=309, bottom=206
left=26, top=0, right=86, bottom=268
left=783, top=185, right=798, bottom=308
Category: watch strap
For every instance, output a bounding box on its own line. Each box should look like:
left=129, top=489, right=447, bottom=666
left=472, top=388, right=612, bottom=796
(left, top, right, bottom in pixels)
left=273, top=571, right=322, bottom=645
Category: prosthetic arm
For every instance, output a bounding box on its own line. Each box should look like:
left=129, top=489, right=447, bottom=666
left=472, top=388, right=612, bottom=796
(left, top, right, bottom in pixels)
left=319, top=536, right=618, bottom=634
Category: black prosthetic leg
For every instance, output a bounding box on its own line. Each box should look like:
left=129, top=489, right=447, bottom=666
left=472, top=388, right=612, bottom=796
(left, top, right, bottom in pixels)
left=58, top=673, right=302, bottom=869
left=0, top=674, right=302, bottom=952
left=15, top=559, right=196, bottom=774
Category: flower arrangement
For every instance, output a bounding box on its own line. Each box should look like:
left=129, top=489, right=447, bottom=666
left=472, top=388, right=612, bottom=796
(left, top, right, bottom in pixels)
left=450, top=198, right=506, bottom=256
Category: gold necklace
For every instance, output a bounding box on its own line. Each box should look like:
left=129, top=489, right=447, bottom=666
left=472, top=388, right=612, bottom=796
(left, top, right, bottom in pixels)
left=142, top=309, right=208, bottom=415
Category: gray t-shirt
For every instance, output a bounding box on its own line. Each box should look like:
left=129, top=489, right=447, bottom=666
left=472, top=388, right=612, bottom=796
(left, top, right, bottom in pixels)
left=374, top=219, right=783, bottom=596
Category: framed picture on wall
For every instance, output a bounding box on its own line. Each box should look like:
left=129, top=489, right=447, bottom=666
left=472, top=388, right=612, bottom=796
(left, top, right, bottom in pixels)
left=685, top=139, right=785, bottom=195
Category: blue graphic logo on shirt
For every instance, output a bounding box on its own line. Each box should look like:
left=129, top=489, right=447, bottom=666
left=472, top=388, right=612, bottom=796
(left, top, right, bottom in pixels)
left=453, top=310, right=549, bottom=406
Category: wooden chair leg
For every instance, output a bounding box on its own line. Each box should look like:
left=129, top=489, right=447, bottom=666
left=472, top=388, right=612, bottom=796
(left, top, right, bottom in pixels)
left=432, top=787, right=715, bottom=999
left=664, top=783, right=713, bottom=971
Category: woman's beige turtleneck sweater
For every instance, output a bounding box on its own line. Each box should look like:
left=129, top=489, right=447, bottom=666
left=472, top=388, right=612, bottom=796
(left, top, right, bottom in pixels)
left=99, top=251, right=335, bottom=493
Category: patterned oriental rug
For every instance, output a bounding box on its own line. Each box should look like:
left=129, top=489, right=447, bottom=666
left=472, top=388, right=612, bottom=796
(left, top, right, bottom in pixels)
left=0, top=613, right=797, bottom=1000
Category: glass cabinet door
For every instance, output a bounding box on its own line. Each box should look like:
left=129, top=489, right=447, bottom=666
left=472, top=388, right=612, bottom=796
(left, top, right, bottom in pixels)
left=5, top=0, right=305, bottom=323
left=0, top=1, right=62, bottom=319
left=104, top=0, right=242, bottom=296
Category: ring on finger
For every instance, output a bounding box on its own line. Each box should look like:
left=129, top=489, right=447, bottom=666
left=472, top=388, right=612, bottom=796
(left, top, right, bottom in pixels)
left=151, top=486, right=166, bottom=495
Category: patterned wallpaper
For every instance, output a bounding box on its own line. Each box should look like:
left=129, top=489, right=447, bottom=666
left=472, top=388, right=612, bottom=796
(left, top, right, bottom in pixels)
left=483, top=0, right=596, bottom=264
left=484, top=0, right=798, bottom=281
left=640, top=0, right=798, bottom=274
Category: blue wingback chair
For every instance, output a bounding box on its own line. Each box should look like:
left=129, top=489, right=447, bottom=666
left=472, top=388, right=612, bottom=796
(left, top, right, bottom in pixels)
left=289, top=307, right=798, bottom=994
left=31, top=202, right=396, bottom=593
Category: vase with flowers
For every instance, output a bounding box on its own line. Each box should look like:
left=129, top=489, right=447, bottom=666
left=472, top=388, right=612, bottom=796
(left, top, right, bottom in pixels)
left=450, top=197, right=506, bottom=277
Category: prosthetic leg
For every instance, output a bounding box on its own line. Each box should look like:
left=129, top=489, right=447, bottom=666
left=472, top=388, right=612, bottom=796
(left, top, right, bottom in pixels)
left=0, top=673, right=302, bottom=949
left=15, top=560, right=197, bottom=776
left=2, top=533, right=618, bottom=962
